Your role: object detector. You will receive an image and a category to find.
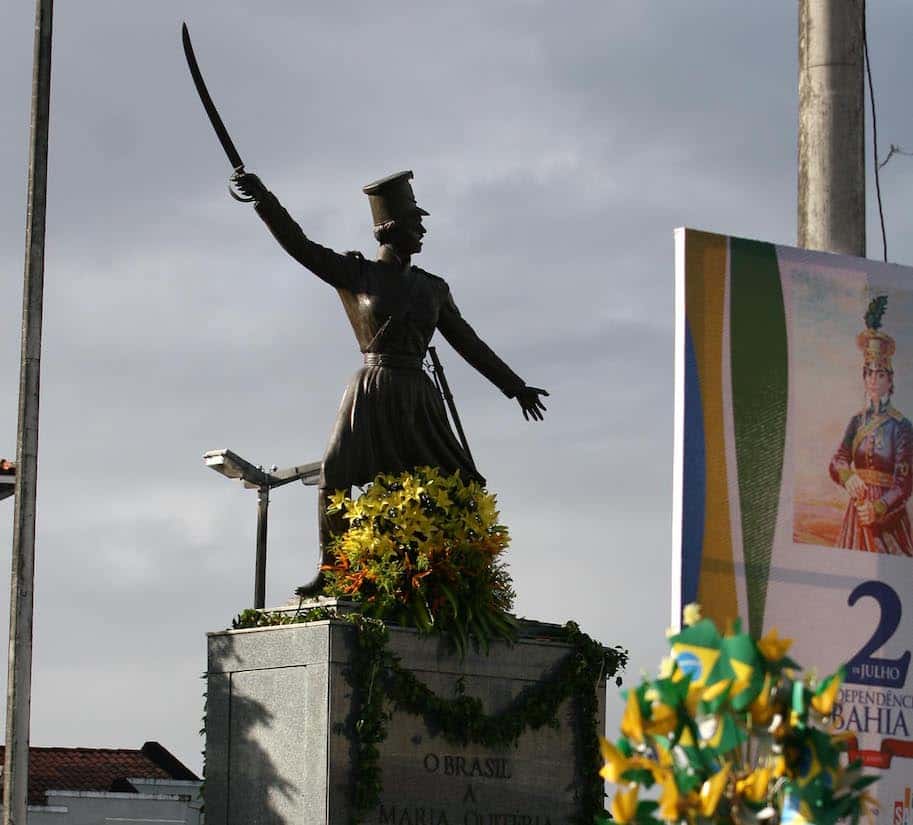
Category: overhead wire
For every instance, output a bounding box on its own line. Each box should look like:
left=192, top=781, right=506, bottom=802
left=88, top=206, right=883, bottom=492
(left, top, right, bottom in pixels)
left=879, top=144, right=913, bottom=170
left=862, top=1, right=888, bottom=262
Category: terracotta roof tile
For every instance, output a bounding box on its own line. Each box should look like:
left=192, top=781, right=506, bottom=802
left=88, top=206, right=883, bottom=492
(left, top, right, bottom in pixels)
left=0, top=742, right=199, bottom=806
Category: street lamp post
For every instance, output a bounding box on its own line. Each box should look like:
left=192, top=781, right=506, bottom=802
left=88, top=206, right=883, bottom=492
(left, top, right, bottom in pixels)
left=203, top=449, right=320, bottom=609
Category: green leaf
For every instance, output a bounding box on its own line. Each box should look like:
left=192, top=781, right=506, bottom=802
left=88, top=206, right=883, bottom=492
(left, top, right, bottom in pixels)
left=412, top=597, right=433, bottom=633
left=438, top=582, right=459, bottom=618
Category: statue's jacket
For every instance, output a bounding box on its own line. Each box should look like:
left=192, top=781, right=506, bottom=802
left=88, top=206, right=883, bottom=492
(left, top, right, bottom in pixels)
left=255, top=192, right=526, bottom=489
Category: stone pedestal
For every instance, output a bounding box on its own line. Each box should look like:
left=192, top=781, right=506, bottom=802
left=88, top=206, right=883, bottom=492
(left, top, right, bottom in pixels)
left=205, top=608, right=605, bottom=825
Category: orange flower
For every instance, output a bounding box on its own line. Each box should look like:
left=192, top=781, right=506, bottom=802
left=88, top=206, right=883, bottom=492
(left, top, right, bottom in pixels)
left=344, top=571, right=367, bottom=593
left=411, top=570, right=431, bottom=590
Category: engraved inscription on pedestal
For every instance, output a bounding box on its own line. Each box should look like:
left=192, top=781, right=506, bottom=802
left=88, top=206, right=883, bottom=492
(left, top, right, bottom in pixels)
left=344, top=697, right=574, bottom=825
left=372, top=749, right=562, bottom=825
left=206, top=619, right=604, bottom=825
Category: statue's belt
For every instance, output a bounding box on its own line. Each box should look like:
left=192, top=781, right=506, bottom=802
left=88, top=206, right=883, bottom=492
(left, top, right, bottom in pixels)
left=363, top=353, right=423, bottom=370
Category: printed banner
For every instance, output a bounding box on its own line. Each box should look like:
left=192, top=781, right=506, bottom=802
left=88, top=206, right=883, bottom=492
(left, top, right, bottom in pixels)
left=672, top=228, right=913, bottom=819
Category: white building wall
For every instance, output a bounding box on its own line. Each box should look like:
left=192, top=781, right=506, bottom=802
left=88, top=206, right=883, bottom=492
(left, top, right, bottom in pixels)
left=1, top=783, right=203, bottom=825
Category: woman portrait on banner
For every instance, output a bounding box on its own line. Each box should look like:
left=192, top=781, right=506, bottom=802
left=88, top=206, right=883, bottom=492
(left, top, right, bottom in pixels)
left=829, top=296, right=913, bottom=555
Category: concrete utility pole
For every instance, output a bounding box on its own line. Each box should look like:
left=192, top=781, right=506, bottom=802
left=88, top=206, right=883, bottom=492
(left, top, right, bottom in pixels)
left=797, top=0, right=866, bottom=257
left=4, top=1, right=54, bottom=823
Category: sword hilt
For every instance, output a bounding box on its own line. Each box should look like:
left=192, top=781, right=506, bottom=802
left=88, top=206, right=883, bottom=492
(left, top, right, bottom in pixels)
left=228, top=166, right=255, bottom=203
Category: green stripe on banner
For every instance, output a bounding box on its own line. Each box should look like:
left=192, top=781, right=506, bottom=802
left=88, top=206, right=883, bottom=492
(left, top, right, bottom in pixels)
left=729, top=238, right=787, bottom=638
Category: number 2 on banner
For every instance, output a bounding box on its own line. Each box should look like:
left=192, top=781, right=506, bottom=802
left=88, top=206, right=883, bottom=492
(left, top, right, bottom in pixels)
left=845, top=580, right=911, bottom=688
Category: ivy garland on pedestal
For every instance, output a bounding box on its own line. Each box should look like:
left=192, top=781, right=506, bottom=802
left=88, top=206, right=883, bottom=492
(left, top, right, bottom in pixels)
left=231, top=608, right=628, bottom=825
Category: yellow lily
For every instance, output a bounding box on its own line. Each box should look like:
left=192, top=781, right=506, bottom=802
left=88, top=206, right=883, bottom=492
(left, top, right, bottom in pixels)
left=403, top=480, right=425, bottom=502
left=611, top=786, right=639, bottom=825
left=700, top=763, right=731, bottom=817
left=757, top=628, right=793, bottom=662
left=328, top=489, right=349, bottom=512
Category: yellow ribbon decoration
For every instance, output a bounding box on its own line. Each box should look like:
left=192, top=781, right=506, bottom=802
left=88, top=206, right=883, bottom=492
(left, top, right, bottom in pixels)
left=700, top=763, right=731, bottom=817
left=610, top=787, right=639, bottom=825
left=757, top=628, right=793, bottom=662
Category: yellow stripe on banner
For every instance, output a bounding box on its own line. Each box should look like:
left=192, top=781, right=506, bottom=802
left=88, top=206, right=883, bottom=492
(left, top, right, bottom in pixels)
left=684, top=231, right=738, bottom=625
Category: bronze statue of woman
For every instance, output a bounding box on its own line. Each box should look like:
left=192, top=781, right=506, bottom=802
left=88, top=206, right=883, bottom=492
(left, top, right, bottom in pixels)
left=232, top=170, right=548, bottom=590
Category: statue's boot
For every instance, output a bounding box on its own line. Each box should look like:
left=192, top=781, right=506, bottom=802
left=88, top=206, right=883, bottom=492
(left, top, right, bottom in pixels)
left=296, top=486, right=348, bottom=597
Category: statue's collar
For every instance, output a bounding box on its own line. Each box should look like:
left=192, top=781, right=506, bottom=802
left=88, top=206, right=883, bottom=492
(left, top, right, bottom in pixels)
left=377, top=244, right=409, bottom=269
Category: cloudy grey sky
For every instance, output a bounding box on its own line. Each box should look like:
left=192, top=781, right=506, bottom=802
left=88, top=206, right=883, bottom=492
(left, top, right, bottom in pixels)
left=1, top=2, right=912, bottom=773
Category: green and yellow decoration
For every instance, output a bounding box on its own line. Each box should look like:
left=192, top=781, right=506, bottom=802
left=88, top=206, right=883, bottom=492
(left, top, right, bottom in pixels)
left=321, top=467, right=516, bottom=655
left=600, top=605, right=877, bottom=825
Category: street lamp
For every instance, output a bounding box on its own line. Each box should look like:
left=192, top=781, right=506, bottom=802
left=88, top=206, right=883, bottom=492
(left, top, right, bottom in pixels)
left=203, top=449, right=320, bottom=609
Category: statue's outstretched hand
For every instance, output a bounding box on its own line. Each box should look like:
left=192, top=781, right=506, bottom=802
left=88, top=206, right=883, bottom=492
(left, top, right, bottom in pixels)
left=516, top=386, right=549, bottom=421
left=230, top=170, right=268, bottom=202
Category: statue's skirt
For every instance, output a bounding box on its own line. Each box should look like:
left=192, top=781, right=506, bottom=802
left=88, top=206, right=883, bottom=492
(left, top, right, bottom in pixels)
left=319, top=361, right=483, bottom=490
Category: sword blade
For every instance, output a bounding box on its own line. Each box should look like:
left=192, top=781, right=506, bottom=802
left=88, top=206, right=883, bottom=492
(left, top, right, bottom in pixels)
left=182, top=22, right=245, bottom=170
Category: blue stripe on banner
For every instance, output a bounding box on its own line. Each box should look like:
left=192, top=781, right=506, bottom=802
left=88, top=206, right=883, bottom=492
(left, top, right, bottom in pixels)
left=682, top=322, right=705, bottom=606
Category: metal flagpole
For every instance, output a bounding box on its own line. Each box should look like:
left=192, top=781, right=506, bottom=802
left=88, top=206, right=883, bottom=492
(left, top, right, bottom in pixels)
left=4, top=1, right=54, bottom=823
